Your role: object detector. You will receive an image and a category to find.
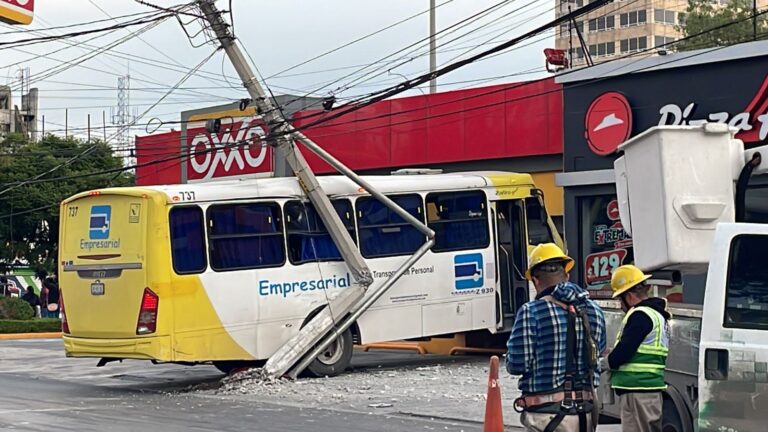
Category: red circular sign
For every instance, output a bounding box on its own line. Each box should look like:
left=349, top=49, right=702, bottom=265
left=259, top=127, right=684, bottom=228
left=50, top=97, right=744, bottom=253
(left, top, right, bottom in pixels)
left=607, top=200, right=620, bottom=221
left=584, top=92, right=632, bottom=156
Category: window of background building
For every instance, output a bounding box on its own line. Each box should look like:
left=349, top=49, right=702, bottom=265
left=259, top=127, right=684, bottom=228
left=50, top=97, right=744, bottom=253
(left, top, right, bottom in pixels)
left=620, top=36, right=647, bottom=52
left=560, top=21, right=584, bottom=37
left=588, top=42, right=615, bottom=57
left=620, top=9, right=647, bottom=26
left=724, top=234, right=768, bottom=330
left=570, top=47, right=586, bottom=59
left=654, top=36, right=676, bottom=48
left=654, top=9, right=676, bottom=24
left=170, top=206, right=207, bottom=274
left=589, top=15, right=615, bottom=32
left=207, top=202, right=285, bottom=271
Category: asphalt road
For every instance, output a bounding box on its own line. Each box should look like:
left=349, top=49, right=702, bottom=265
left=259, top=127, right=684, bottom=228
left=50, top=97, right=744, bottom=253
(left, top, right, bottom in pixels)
left=0, top=339, right=484, bottom=432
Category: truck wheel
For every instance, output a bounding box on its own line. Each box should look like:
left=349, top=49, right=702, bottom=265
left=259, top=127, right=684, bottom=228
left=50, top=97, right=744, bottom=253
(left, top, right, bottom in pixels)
left=303, top=328, right=353, bottom=378
left=662, top=396, right=687, bottom=432
left=213, top=360, right=265, bottom=375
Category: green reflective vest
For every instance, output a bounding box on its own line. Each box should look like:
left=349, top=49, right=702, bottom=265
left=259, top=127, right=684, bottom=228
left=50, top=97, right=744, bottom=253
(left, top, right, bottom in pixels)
left=611, top=306, right=669, bottom=391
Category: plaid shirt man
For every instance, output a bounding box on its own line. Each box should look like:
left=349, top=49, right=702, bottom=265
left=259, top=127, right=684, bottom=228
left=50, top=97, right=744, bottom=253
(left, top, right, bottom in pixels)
left=506, top=281, right=607, bottom=395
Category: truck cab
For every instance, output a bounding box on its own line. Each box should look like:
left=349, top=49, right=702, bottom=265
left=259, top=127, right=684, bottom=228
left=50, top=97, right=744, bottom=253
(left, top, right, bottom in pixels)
left=698, top=223, right=768, bottom=431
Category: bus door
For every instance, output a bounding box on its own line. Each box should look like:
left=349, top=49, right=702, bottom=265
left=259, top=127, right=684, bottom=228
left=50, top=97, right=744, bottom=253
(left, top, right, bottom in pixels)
left=699, top=224, right=768, bottom=431
left=493, top=199, right=529, bottom=330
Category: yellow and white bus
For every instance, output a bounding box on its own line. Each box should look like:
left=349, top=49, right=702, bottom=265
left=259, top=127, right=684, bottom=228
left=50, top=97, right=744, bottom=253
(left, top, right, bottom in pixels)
left=59, top=171, right=562, bottom=375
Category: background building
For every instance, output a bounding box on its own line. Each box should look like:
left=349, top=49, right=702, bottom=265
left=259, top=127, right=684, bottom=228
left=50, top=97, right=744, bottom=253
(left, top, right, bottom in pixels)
left=555, top=0, right=764, bottom=67
left=0, top=85, right=39, bottom=141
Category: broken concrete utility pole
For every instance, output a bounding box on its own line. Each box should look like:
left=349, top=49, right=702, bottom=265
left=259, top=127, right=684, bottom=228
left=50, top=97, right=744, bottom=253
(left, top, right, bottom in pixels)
left=195, top=0, right=434, bottom=379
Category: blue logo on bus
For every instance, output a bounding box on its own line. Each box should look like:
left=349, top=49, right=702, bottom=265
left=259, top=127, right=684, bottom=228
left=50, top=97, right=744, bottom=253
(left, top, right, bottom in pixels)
left=454, top=253, right=483, bottom=290
left=89, top=205, right=111, bottom=239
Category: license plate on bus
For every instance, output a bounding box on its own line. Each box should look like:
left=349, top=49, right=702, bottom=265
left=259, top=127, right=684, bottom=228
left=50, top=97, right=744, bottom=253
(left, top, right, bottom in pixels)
left=90, top=282, right=105, bottom=296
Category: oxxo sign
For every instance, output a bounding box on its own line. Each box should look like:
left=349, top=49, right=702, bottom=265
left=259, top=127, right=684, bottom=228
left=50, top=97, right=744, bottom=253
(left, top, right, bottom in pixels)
left=0, top=0, right=34, bottom=25
left=187, top=117, right=273, bottom=181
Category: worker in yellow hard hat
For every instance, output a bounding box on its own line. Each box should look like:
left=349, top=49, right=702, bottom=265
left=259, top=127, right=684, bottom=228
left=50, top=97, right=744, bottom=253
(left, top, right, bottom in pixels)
left=601, top=264, right=671, bottom=432
left=507, top=243, right=606, bottom=432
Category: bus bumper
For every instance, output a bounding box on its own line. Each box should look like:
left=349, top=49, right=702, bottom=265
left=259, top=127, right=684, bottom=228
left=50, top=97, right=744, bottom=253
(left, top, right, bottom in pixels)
left=63, top=335, right=172, bottom=361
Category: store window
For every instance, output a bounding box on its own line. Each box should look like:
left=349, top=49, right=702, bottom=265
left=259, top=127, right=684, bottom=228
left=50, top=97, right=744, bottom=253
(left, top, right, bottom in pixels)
left=579, top=195, right=634, bottom=299
left=724, top=234, right=768, bottom=330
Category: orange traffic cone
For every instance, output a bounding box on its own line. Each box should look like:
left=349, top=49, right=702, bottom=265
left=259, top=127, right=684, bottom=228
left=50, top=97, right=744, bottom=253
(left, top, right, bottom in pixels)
left=483, top=355, right=504, bottom=432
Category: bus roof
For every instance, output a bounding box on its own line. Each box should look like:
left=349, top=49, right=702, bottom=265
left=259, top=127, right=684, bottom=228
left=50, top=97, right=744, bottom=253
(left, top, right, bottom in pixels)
left=69, top=171, right=536, bottom=205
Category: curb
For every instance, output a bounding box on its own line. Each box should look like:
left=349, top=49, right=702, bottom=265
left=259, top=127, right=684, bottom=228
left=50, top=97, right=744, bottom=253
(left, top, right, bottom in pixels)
left=0, top=332, right=62, bottom=340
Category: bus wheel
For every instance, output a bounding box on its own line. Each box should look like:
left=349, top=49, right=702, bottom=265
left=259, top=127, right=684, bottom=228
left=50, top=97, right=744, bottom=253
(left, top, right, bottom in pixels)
left=662, top=396, right=686, bottom=432
left=213, top=360, right=265, bottom=375
left=303, top=328, right=353, bottom=378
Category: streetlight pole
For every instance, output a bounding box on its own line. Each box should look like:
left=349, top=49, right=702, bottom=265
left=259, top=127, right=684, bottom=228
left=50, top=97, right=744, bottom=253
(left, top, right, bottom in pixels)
left=429, top=0, right=437, bottom=94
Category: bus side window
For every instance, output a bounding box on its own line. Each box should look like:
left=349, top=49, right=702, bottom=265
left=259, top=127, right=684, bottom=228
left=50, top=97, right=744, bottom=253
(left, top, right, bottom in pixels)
left=169, top=206, right=207, bottom=274
left=207, top=202, right=285, bottom=271
left=525, top=197, right=554, bottom=245
left=426, top=190, right=490, bottom=252
left=724, top=234, right=768, bottom=330
left=357, top=194, right=424, bottom=258
left=285, top=199, right=355, bottom=265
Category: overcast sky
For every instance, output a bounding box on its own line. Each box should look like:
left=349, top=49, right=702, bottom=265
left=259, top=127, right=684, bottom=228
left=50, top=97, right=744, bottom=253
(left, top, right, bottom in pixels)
left=1, top=0, right=554, bottom=146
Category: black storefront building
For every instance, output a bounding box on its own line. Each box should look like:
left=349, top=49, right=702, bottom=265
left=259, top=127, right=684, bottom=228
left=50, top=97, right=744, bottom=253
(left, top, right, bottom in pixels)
left=555, top=40, right=768, bottom=303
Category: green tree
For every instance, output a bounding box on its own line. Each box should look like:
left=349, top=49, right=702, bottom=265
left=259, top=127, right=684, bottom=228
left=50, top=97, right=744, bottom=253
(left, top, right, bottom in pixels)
left=0, top=134, right=134, bottom=272
left=676, top=0, right=768, bottom=51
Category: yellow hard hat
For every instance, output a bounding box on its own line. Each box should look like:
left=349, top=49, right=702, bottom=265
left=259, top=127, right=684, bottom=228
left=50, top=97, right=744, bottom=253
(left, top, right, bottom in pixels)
left=525, top=243, right=575, bottom=281
left=611, top=265, right=651, bottom=298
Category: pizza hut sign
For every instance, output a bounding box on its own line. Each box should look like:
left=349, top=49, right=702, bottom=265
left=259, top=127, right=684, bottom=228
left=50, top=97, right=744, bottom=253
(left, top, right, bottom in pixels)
left=187, top=117, right=272, bottom=181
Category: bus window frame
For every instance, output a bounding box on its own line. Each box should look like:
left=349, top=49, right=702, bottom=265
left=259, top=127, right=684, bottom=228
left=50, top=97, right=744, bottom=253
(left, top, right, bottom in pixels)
left=284, top=198, right=356, bottom=266
left=206, top=201, right=287, bottom=272
left=425, top=189, right=491, bottom=253
left=169, top=205, right=208, bottom=275
left=356, top=193, right=426, bottom=259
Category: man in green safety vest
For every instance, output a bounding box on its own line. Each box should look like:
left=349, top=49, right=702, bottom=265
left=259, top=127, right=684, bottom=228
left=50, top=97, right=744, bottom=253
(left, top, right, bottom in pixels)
left=602, top=265, right=670, bottom=432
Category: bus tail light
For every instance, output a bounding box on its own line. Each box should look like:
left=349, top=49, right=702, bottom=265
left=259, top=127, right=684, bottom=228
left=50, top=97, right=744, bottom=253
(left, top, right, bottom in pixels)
left=136, top=288, right=159, bottom=335
left=60, top=291, right=70, bottom=334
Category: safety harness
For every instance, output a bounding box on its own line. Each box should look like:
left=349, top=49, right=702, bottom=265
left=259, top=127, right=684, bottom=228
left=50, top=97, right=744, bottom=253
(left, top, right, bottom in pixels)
left=539, top=297, right=599, bottom=432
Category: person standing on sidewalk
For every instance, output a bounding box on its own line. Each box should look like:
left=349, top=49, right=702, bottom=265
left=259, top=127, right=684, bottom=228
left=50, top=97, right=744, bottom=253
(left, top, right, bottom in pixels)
left=507, top=243, right=607, bottom=432
left=602, top=265, right=671, bottom=432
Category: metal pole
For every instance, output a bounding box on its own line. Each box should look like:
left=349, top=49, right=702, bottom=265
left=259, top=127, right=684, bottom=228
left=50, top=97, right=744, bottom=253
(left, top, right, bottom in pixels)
left=65, top=109, right=68, bottom=138
left=429, top=0, right=437, bottom=94
left=41, top=115, right=44, bottom=137
left=87, top=114, right=91, bottom=143
left=754, top=0, right=758, bottom=41
left=102, top=111, right=107, bottom=142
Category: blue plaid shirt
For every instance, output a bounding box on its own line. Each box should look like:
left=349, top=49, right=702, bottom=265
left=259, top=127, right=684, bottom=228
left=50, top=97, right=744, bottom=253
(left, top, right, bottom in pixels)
left=506, top=282, right=607, bottom=395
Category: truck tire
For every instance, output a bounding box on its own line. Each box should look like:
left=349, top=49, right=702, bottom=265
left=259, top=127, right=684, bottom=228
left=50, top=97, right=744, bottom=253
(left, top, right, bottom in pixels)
left=303, top=328, right=353, bottom=378
left=662, top=396, right=687, bottom=432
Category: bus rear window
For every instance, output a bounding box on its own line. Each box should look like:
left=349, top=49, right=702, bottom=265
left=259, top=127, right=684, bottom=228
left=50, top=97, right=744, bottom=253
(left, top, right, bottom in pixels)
left=285, top=199, right=355, bottom=265
left=169, top=206, right=207, bottom=274
left=207, top=203, right=285, bottom=271
left=357, top=194, right=424, bottom=258
left=426, top=191, right=489, bottom=252
left=724, top=234, right=768, bottom=330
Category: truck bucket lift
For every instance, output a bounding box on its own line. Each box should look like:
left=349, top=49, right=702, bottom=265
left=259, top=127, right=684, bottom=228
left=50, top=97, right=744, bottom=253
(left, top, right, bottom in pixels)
left=196, top=0, right=435, bottom=379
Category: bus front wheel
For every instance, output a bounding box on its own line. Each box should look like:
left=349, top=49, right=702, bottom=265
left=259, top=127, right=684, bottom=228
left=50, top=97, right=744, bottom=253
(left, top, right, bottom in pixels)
left=303, top=328, right=353, bottom=378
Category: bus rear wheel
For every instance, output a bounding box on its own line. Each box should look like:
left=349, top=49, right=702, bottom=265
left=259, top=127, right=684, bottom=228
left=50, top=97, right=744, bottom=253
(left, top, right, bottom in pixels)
left=303, top=328, right=353, bottom=378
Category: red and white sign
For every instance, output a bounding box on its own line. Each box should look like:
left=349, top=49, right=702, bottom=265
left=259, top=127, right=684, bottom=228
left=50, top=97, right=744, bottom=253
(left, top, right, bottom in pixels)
left=585, top=248, right=628, bottom=286
left=186, top=117, right=272, bottom=182
left=607, top=199, right=620, bottom=221
left=0, top=0, right=34, bottom=25
left=584, top=92, right=633, bottom=156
